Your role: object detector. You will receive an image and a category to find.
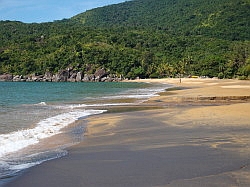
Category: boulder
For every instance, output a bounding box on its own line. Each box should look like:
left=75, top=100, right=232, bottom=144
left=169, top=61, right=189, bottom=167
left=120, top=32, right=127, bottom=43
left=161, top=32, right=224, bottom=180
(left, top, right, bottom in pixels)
left=13, top=75, right=22, bottom=81
left=31, top=74, right=43, bottom=82
left=82, top=74, right=95, bottom=82
left=68, top=72, right=77, bottom=82
left=0, top=74, right=13, bottom=81
left=76, top=72, right=82, bottom=82
left=101, top=77, right=108, bottom=82
left=59, top=70, right=69, bottom=82
left=53, top=70, right=69, bottom=82
left=94, top=68, right=108, bottom=81
left=31, top=74, right=38, bottom=81
left=43, top=72, right=53, bottom=82
left=52, top=74, right=60, bottom=82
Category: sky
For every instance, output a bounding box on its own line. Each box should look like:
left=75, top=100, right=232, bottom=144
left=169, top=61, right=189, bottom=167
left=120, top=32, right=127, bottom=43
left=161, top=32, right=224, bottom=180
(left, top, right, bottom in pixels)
left=0, top=0, right=127, bottom=23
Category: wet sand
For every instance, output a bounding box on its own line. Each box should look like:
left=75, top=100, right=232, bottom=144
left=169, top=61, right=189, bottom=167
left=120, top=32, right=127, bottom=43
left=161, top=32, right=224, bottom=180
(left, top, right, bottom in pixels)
left=6, top=78, right=250, bottom=187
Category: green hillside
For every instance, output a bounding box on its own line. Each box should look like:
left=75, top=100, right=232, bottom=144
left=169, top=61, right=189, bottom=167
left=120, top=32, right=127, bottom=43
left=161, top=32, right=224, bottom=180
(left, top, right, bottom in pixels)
left=0, top=0, right=250, bottom=79
left=73, top=0, right=250, bottom=41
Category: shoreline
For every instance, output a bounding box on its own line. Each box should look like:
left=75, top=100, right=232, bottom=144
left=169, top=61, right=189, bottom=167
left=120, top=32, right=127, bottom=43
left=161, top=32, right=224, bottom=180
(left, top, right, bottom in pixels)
left=5, top=78, right=250, bottom=187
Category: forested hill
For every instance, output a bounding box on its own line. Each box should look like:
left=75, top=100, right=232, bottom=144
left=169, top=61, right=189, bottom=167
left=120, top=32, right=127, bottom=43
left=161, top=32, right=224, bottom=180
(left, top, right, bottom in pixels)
left=72, top=0, right=250, bottom=41
left=0, top=0, right=250, bottom=80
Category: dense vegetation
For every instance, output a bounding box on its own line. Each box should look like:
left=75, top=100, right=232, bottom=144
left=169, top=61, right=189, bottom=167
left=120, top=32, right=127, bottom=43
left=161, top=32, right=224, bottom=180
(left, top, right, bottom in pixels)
left=0, top=0, right=250, bottom=79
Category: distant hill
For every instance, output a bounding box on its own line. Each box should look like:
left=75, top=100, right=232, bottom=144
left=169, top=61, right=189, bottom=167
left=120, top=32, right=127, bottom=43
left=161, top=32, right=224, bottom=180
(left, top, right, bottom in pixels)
left=0, top=0, right=249, bottom=79
left=72, top=0, right=250, bottom=41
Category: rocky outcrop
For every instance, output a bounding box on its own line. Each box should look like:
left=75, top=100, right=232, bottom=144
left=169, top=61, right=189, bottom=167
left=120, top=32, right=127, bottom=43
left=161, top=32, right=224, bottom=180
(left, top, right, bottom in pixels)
left=0, top=74, right=13, bottom=81
left=94, top=68, right=108, bottom=81
left=76, top=72, right=83, bottom=82
left=13, top=75, right=27, bottom=82
left=0, top=68, right=124, bottom=82
left=82, top=74, right=95, bottom=82
left=68, top=72, right=77, bottom=82
left=43, top=72, right=53, bottom=82
left=58, top=70, right=70, bottom=82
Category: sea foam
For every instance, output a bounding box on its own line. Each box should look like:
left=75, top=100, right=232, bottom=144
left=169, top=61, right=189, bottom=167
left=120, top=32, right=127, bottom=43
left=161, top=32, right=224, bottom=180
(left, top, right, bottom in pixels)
left=0, top=109, right=106, bottom=158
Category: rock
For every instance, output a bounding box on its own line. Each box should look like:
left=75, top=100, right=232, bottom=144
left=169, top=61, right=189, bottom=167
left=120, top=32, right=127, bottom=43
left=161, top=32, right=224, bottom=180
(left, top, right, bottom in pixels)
left=68, top=78, right=76, bottom=82
left=43, top=72, right=53, bottom=82
left=82, top=74, right=90, bottom=82
left=94, top=68, right=108, bottom=81
left=52, top=74, right=60, bottom=82
left=70, top=72, right=77, bottom=79
left=26, top=76, right=33, bottom=82
left=52, top=70, right=69, bottom=82
left=68, top=72, right=77, bottom=82
left=76, top=72, right=82, bottom=82
left=0, top=67, right=123, bottom=82
left=59, top=70, right=69, bottom=82
left=13, top=75, right=22, bottom=81
left=0, top=74, right=13, bottom=81
left=31, top=74, right=43, bottom=82
left=31, top=74, right=38, bottom=81
left=82, top=74, right=95, bottom=82
left=118, top=74, right=123, bottom=81
left=101, top=77, right=108, bottom=82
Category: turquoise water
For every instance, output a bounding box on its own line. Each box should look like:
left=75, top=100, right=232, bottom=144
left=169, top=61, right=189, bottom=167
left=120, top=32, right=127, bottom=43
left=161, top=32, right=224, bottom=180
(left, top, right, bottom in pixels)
left=0, top=82, right=151, bottom=106
left=0, top=81, right=168, bottom=183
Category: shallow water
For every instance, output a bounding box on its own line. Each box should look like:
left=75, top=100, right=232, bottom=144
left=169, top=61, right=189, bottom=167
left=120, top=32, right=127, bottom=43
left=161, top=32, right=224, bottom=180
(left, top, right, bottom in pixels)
left=0, top=81, right=169, bottom=183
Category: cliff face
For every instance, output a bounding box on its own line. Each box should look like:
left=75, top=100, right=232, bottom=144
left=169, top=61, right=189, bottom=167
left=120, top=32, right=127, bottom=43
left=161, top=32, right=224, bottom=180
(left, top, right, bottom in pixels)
left=0, top=68, right=123, bottom=82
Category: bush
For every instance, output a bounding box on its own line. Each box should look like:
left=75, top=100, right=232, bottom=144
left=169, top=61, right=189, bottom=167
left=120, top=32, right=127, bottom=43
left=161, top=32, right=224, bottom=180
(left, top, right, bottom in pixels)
left=218, top=72, right=224, bottom=79
left=149, top=73, right=159, bottom=78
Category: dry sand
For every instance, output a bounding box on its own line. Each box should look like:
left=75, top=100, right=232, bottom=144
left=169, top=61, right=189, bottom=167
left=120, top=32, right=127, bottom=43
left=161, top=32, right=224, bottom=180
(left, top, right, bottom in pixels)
left=6, top=78, right=250, bottom=187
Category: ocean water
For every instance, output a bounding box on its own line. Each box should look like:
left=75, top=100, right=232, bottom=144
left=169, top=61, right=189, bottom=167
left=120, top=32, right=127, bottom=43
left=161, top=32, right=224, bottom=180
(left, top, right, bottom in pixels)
left=0, top=81, right=169, bottom=184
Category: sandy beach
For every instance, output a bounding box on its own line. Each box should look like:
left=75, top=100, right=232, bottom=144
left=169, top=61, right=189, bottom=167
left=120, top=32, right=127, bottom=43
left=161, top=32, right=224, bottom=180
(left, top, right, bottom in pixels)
left=6, top=78, right=250, bottom=187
